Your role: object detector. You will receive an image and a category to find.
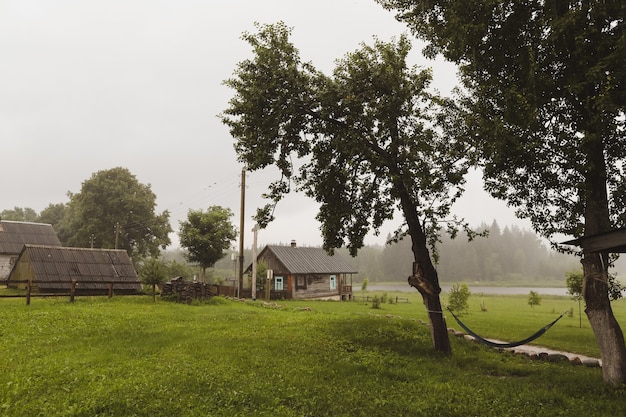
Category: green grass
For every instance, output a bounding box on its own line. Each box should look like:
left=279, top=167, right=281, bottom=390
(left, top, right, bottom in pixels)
left=1, top=295, right=626, bottom=416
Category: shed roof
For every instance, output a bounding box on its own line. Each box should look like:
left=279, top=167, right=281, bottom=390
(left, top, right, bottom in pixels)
left=0, top=221, right=62, bottom=254
left=11, top=245, right=140, bottom=291
left=258, top=245, right=357, bottom=274
left=562, top=228, right=626, bottom=253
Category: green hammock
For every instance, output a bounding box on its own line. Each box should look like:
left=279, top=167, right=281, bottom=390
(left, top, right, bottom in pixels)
left=446, top=306, right=568, bottom=349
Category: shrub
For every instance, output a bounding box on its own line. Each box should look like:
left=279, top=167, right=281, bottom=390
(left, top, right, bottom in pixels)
left=448, top=283, right=471, bottom=314
left=528, top=290, right=541, bottom=309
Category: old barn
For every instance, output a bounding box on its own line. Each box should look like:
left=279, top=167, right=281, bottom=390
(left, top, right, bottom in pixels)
left=0, top=220, right=62, bottom=280
left=8, top=245, right=141, bottom=294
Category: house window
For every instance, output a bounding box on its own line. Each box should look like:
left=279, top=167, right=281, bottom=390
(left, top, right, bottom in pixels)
left=329, top=275, right=337, bottom=290
left=275, top=276, right=284, bottom=291
left=296, top=276, right=306, bottom=290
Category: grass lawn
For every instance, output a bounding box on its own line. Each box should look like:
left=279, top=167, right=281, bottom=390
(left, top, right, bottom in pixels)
left=1, top=294, right=625, bottom=416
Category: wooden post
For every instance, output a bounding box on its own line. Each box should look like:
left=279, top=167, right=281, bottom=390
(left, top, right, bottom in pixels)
left=70, top=279, right=76, bottom=302
left=109, top=283, right=114, bottom=299
left=26, top=279, right=32, bottom=306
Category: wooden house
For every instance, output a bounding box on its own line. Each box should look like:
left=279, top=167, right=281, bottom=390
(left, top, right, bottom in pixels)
left=8, top=245, right=141, bottom=294
left=0, top=221, right=62, bottom=280
left=246, top=242, right=357, bottom=300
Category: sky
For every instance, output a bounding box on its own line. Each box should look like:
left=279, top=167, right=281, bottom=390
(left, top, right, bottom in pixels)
left=1, top=0, right=533, bottom=250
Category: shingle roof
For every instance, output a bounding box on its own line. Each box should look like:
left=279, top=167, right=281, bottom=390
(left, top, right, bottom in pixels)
left=0, top=221, right=62, bottom=254
left=13, top=245, right=140, bottom=291
left=264, top=245, right=357, bottom=274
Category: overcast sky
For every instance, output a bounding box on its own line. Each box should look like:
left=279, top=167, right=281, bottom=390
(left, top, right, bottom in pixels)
left=1, top=0, right=532, bottom=249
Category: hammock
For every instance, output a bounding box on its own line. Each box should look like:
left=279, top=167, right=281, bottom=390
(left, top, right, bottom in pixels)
left=445, top=307, right=568, bottom=349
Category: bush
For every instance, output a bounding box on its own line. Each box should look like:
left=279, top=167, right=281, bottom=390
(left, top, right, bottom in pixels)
left=448, top=283, right=471, bottom=314
left=528, top=290, right=541, bottom=309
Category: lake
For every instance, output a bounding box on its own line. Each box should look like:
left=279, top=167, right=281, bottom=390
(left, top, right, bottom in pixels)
left=367, top=284, right=569, bottom=296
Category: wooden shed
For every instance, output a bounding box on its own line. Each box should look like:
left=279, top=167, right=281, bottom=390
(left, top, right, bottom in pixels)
left=0, top=221, right=62, bottom=280
left=8, top=245, right=141, bottom=294
left=246, top=242, right=357, bottom=300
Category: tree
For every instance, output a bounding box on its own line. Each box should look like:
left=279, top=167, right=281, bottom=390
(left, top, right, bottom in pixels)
left=379, top=0, right=626, bottom=384
left=221, top=23, right=477, bottom=353
left=566, top=270, right=584, bottom=328
left=0, top=207, right=38, bottom=222
left=37, top=203, right=67, bottom=232
left=60, top=167, right=172, bottom=258
left=138, top=257, right=168, bottom=302
left=528, top=290, right=541, bottom=310
left=178, top=206, right=237, bottom=282
left=447, top=282, right=470, bottom=315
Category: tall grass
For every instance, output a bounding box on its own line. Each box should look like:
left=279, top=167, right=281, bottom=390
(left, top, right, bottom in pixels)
left=0, top=296, right=625, bottom=416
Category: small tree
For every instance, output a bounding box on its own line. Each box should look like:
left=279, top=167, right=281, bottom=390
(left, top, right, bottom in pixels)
left=361, top=277, right=369, bottom=292
left=447, top=283, right=470, bottom=315
left=528, top=291, right=541, bottom=310
left=566, top=270, right=584, bottom=328
left=178, top=206, right=237, bottom=281
left=139, top=258, right=168, bottom=302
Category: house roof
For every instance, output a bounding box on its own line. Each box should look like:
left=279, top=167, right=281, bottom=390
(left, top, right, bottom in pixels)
left=11, top=245, right=140, bottom=291
left=0, top=220, right=62, bottom=254
left=259, top=245, right=358, bottom=274
left=562, top=228, right=626, bottom=253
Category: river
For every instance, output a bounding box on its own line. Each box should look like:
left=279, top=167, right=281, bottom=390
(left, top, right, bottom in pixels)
left=367, top=284, right=569, bottom=296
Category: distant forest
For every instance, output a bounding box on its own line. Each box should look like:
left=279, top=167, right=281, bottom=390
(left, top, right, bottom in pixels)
left=183, top=221, right=625, bottom=286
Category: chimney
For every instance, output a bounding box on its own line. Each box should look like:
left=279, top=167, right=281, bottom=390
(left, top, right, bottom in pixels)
left=290, top=240, right=297, bottom=248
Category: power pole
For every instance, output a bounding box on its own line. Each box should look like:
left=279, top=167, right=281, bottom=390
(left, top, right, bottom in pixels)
left=238, top=167, right=245, bottom=296
left=114, top=222, right=120, bottom=249
left=251, top=224, right=258, bottom=300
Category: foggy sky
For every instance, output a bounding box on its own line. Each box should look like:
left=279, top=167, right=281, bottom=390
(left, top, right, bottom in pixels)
left=1, top=0, right=531, bottom=249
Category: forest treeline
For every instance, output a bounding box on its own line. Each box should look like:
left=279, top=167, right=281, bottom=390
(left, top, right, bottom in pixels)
left=184, top=221, right=623, bottom=286
left=338, top=221, right=582, bottom=284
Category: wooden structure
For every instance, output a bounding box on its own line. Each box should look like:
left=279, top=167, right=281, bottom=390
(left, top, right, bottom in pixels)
left=562, top=228, right=626, bottom=253
left=246, top=242, right=357, bottom=300
left=0, top=221, right=61, bottom=280
left=7, top=245, right=141, bottom=294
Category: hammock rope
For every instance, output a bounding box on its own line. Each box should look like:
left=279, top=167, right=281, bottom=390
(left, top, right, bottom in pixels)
left=445, top=307, right=569, bottom=349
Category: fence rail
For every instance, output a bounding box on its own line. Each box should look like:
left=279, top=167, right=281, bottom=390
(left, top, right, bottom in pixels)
left=352, top=295, right=410, bottom=304
left=0, top=279, right=141, bottom=305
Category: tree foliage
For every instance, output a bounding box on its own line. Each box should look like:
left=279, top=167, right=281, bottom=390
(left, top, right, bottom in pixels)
left=138, top=257, right=168, bottom=301
left=59, top=167, right=172, bottom=258
left=447, top=282, right=470, bottom=315
left=222, top=22, right=476, bottom=353
left=379, top=0, right=626, bottom=384
left=528, top=290, right=542, bottom=309
left=0, top=207, right=38, bottom=222
left=178, top=206, right=237, bottom=279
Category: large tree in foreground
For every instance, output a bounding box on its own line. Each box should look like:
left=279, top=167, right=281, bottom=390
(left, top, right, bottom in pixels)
left=178, top=206, right=237, bottom=282
left=222, top=23, right=475, bottom=353
left=60, top=167, right=172, bottom=259
left=378, top=0, right=626, bottom=383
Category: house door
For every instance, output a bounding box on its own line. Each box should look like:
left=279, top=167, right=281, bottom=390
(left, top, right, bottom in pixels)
left=329, top=275, right=337, bottom=290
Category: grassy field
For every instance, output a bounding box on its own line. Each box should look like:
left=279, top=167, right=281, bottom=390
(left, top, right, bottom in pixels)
left=1, top=294, right=626, bottom=416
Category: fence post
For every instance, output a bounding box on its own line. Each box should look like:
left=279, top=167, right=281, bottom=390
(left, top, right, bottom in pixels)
left=109, top=283, right=114, bottom=299
left=26, top=279, right=32, bottom=306
left=70, top=279, right=76, bottom=302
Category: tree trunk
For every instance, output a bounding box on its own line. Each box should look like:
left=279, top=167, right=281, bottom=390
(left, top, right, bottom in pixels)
left=398, top=181, right=451, bottom=353
left=583, top=254, right=626, bottom=384
left=409, top=261, right=450, bottom=353
left=582, top=133, right=626, bottom=384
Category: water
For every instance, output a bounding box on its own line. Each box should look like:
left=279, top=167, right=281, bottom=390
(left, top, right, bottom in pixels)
left=367, top=284, right=568, bottom=296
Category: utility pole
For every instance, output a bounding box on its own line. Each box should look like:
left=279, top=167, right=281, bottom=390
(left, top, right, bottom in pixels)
left=114, top=222, right=120, bottom=249
left=251, top=224, right=258, bottom=300
left=238, top=167, right=245, bottom=296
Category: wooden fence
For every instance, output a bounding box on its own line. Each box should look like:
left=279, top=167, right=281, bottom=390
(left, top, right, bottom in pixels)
left=0, top=279, right=140, bottom=305
left=352, top=295, right=410, bottom=304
